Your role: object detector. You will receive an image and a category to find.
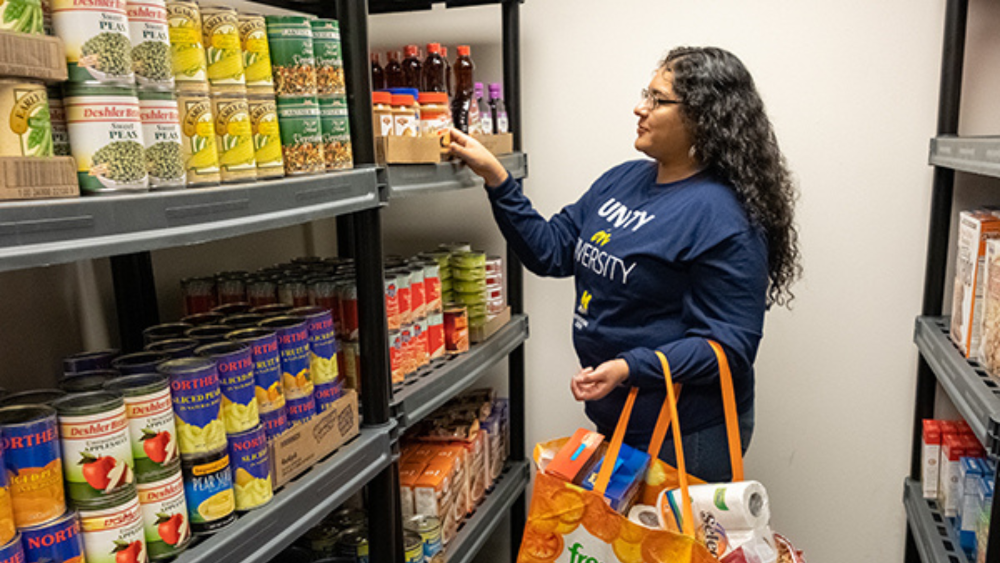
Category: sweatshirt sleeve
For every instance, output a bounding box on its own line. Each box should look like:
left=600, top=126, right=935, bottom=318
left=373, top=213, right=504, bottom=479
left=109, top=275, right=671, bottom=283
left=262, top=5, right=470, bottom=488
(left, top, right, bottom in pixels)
left=486, top=172, right=589, bottom=278
left=618, top=228, right=768, bottom=387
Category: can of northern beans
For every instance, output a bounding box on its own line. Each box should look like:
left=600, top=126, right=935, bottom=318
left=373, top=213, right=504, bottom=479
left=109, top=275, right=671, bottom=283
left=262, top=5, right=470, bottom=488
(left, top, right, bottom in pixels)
left=136, top=471, right=190, bottom=559
left=165, top=0, right=207, bottom=84
left=276, top=95, right=324, bottom=176
left=309, top=19, right=343, bottom=96
left=288, top=306, right=338, bottom=386
left=264, top=16, right=316, bottom=97
left=102, top=374, right=180, bottom=484
left=78, top=494, right=146, bottom=563
left=176, top=85, right=222, bottom=186
left=145, top=338, right=199, bottom=359
left=0, top=534, right=23, bottom=563
left=51, top=392, right=136, bottom=511
left=195, top=342, right=259, bottom=434
left=181, top=311, right=224, bottom=326
left=318, top=94, right=352, bottom=171
left=20, top=510, right=85, bottom=563
left=112, top=351, right=170, bottom=376
left=404, top=514, right=443, bottom=562
left=143, top=322, right=194, bottom=345
left=285, top=394, right=314, bottom=425
left=247, top=93, right=284, bottom=178
left=52, top=0, right=133, bottom=84
left=200, top=5, right=244, bottom=87
left=179, top=449, right=234, bottom=534
left=258, top=405, right=287, bottom=440
left=0, top=406, right=63, bottom=529
left=403, top=530, right=424, bottom=563
left=227, top=425, right=271, bottom=511
left=185, top=325, right=233, bottom=345
left=58, top=371, right=115, bottom=394
left=210, top=89, right=257, bottom=183
left=0, top=390, right=66, bottom=409
left=226, top=328, right=284, bottom=414
left=139, top=87, right=186, bottom=189
left=335, top=526, right=368, bottom=563
left=238, top=13, right=273, bottom=92
left=64, top=349, right=119, bottom=375
left=313, top=381, right=340, bottom=412
left=0, top=81, right=53, bottom=158
left=127, top=0, right=173, bottom=88
left=64, top=84, right=149, bottom=195
left=259, top=316, right=312, bottom=400
left=157, top=358, right=226, bottom=457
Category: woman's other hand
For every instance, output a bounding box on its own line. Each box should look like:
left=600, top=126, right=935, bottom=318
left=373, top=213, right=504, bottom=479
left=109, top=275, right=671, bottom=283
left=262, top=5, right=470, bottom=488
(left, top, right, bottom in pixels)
left=571, top=360, right=630, bottom=401
left=448, top=128, right=509, bottom=188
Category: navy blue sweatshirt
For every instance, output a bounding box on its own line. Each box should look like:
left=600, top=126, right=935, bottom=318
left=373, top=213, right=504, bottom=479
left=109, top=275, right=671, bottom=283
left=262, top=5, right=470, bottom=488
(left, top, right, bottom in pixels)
left=487, top=159, right=768, bottom=440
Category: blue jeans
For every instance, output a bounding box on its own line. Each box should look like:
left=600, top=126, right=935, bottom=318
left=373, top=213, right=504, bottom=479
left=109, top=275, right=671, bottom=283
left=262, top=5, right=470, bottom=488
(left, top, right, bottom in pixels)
left=599, top=406, right=754, bottom=483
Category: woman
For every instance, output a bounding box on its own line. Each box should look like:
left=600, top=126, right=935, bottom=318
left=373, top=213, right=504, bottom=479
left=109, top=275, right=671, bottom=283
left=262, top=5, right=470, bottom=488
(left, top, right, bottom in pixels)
left=449, top=46, right=800, bottom=482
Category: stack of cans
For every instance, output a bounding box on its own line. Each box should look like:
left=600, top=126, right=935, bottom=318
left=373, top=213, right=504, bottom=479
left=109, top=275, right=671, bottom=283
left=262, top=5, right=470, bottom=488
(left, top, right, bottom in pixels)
left=386, top=254, right=445, bottom=385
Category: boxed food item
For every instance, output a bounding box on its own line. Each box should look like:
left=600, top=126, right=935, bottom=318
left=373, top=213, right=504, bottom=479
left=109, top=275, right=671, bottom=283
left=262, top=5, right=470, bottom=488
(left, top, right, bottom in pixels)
left=981, top=238, right=1000, bottom=375
left=470, top=306, right=511, bottom=344
left=433, top=445, right=470, bottom=520
left=482, top=409, right=504, bottom=481
left=951, top=210, right=1000, bottom=359
left=546, top=428, right=606, bottom=484
left=922, top=420, right=942, bottom=499
left=399, top=461, right=426, bottom=520
left=269, top=389, right=359, bottom=488
left=452, top=434, right=488, bottom=511
left=580, top=442, right=651, bottom=514
left=941, top=434, right=967, bottom=517
left=413, top=458, right=461, bottom=544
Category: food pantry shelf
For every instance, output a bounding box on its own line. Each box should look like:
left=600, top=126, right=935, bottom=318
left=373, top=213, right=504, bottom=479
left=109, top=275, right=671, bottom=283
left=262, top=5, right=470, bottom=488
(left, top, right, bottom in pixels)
left=171, top=427, right=393, bottom=563
left=903, top=478, right=969, bottom=563
left=369, top=0, right=511, bottom=14
left=447, top=460, right=531, bottom=563
left=914, top=316, right=1000, bottom=445
left=0, top=168, right=380, bottom=273
left=383, top=152, right=527, bottom=199
left=930, top=136, right=1000, bottom=179
left=392, top=314, right=529, bottom=430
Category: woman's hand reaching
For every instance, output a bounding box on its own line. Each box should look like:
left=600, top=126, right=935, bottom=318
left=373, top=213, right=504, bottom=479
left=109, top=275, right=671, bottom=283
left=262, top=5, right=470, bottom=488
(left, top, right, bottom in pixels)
left=571, top=359, right=630, bottom=401
left=448, top=128, right=509, bottom=188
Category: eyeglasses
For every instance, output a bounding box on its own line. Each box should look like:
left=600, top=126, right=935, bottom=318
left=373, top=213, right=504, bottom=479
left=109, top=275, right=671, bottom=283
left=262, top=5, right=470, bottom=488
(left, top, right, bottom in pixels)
left=639, top=88, right=682, bottom=110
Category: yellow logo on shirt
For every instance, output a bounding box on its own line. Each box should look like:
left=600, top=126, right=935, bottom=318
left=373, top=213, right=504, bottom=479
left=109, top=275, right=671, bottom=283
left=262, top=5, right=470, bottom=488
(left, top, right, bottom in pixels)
left=590, top=230, right=611, bottom=247
left=579, top=290, right=592, bottom=313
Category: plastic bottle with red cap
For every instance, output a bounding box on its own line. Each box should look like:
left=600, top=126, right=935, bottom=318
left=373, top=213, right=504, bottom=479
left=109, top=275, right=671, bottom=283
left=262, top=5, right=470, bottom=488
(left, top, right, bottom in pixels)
left=451, top=45, right=480, bottom=134
left=402, top=44, right=422, bottom=90
left=371, top=52, right=385, bottom=90
left=421, top=43, right=447, bottom=93
left=441, top=45, right=453, bottom=97
left=385, top=50, right=405, bottom=88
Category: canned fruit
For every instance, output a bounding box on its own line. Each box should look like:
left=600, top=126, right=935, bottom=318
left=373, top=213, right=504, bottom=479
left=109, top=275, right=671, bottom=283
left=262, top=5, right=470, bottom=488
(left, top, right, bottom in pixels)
left=289, top=307, right=338, bottom=385
left=136, top=473, right=189, bottom=559
left=165, top=0, right=207, bottom=82
left=174, top=418, right=225, bottom=456
left=159, top=359, right=226, bottom=456
left=79, top=497, right=146, bottom=563
left=196, top=342, right=259, bottom=433
left=103, top=374, right=180, bottom=487
left=180, top=452, right=234, bottom=533
left=0, top=490, right=12, bottom=547
left=0, top=82, right=53, bottom=158
left=20, top=511, right=85, bottom=563
left=227, top=328, right=284, bottom=413
left=0, top=407, right=65, bottom=529
left=228, top=427, right=270, bottom=510
left=259, top=407, right=287, bottom=440
left=313, top=382, right=341, bottom=412
left=260, top=317, right=312, bottom=400
left=0, top=535, right=24, bottom=563
left=1, top=0, right=43, bottom=34
left=285, top=395, right=313, bottom=425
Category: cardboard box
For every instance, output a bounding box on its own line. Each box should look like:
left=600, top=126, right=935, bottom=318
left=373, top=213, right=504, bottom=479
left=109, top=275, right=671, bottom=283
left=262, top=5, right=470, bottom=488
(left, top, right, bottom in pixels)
left=399, top=461, right=426, bottom=520
left=547, top=428, right=606, bottom=484
left=376, top=135, right=441, bottom=164
left=0, top=31, right=68, bottom=82
left=0, top=156, right=77, bottom=201
left=951, top=210, right=1000, bottom=358
left=470, top=306, right=511, bottom=344
left=269, top=389, right=360, bottom=489
left=473, top=133, right=513, bottom=156
left=981, top=238, right=1000, bottom=376
left=922, top=420, right=942, bottom=499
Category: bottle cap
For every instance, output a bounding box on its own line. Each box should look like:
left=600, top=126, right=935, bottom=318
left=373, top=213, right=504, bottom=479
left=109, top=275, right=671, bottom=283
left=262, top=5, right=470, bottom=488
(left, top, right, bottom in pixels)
left=386, top=87, right=420, bottom=98
left=474, top=82, right=484, bottom=96
left=371, top=52, right=381, bottom=63
left=457, top=45, right=470, bottom=56
left=387, top=50, right=400, bottom=61
left=405, top=44, right=419, bottom=57
left=391, top=94, right=416, bottom=106
left=489, top=83, right=503, bottom=99
left=441, top=46, right=448, bottom=57
left=418, top=92, right=448, bottom=104
left=372, top=91, right=392, bottom=104
left=426, top=43, right=441, bottom=54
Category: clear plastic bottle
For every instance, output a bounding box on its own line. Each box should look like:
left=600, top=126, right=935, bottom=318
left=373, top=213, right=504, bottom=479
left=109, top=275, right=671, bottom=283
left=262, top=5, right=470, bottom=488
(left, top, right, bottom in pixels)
left=475, top=82, right=492, bottom=135
left=450, top=45, right=480, bottom=134
left=402, top=44, right=421, bottom=90
left=371, top=52, right=385, bottom=90
left=489, top=82, right=509, bottom=134
left=385, top=50, right=405, bottom=88
left=421, top=42, right=447, bottom=93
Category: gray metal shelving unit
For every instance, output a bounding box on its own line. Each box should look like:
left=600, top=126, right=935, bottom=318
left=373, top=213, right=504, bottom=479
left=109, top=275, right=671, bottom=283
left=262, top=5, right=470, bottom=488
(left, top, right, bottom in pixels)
left=447, top=460, right=532, bottom=563
left=930, top=136, right=1000, bottom=179
left=392, top=314, right=529, bottom=431
left=904, top=479, right=969, bottom=563
left=0, top=168, right=380, bottom=272
left=383, top=152, right=527, bottom=199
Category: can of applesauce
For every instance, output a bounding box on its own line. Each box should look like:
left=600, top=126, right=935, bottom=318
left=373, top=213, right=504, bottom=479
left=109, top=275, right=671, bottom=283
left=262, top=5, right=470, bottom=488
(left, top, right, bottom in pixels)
left=103, top=374, right=180, bottom=484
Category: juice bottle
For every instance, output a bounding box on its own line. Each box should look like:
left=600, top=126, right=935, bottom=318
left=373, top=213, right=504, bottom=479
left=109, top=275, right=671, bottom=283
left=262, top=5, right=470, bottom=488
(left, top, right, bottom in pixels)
left=371, top=52, right=385, bottom=90
left=402, top=44, right=422, bottom=90
left=421, top=43, right=447, bottom=93
left=489, top=82, right=509, bottom=134
left=441, top=46, right=452, bottom=98
left=475, top=82, right=492, bottom=135
left=385, top=50, right=405, bottom=88
left=450, top=45, right=480, bottom=134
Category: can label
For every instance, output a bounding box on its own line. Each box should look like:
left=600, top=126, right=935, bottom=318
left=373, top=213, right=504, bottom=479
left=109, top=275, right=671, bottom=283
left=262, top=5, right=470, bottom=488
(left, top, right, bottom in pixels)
left=211, top=94, right=256, bottom=182
left=389, top=330, right=403, bottom=384
left=285, top=395, right=314, bottom=425
left=304, top=311, right=338, bottom=385
left=318, top=95, right=351, bottom=171
left=238, top=15, right=272, bottom=89
left=0, top=536, right=21, bottom=563
left=58, top=405, right=137, bottom=509
left=413, top=317, right=428, bottom=368
left=427, top=311, right=445, bottom=360
left=259, top=407, right=287, bottom=441
left=169, top=367, right=226, bottom=456
left=273, top=322, right=312, bottom=400
left=410, top=272, right=426, bottom=319
left=0, top=414, right=65, bottom=527
left=65, top=90, right=149, bottom=194
left=228, top=427, right=271, bottom=511
left=181, top=454, right=234, bottom=532
left=201, top=8, right=244, bottom=86
left=0, top=0, right=42, bottom=34
left=310, top=21, right=343, bottom=96
left=21, top=512, right=85, bottom=563
left=0, top=84, right=53, bottom=158
left=444, top=308, right=469, bottom=354
left=424, top=268, right=442, bottom=314
left=385, top=277, right=400, bottom=331
left=79, top=496, right=147, bottom=563
left=138, top=94, right=186, bottom=188
left=128, top=0, right=173, bottom=88
left=52, top=0, right=134, bottom=84
left=47, top=94, right=71, bottom=157
left=124, top=387, right=180, bottom=484
left=397, top=274, right=411, bottom=326
left=338, top=282, right=359, bottom=341
left=165, top=0, right=207, bottom=82
left=137, top=472, right=190, bottom=560
left=276, top=96, right=324, bottom=175
left=212, top=347, right=259, bottom=434
left=404, top=536, right=423, bottom=563
left=238, top=333, right=283, bottom=414
left=314, top=382, right=341, bottom=412
left=248, top=96, right=283, bottom=176
left=177, top=90, right=221, bottom=185
left=264, top=18, right=316, bottom=96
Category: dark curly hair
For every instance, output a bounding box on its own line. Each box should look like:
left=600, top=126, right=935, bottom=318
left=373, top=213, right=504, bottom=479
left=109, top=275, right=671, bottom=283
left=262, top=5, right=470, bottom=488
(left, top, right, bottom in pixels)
left=663, top=46, right=801, bottom=307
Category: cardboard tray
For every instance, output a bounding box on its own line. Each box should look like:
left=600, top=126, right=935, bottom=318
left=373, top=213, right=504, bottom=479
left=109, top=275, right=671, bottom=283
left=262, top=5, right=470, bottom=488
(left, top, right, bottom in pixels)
left=376, top=135, right=442, bottom=164
left=0, top=156, right=78, bottom=201
left=473, top=133, right=513, bottom=157
left=470, top=307, right=511, bottom=344
left=0, top=31, right=68, bottom=82
left=269, top=389, right=360, bottom=489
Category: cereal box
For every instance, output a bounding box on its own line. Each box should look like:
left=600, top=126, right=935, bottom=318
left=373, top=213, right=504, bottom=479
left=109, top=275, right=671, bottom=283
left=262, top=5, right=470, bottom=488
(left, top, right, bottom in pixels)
left=951, top=210, right=1000, bottom=359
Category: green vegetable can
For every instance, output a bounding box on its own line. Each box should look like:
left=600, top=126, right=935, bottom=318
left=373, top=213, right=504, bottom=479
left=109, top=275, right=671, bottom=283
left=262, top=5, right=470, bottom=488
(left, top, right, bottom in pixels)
left=200, top=5, right=244, bottom=87
left=318, top=94, right=352, bottom=171
left=0, top=81, right=53, bottom=158
left=139, top=88, right=186, bottom=189
left=52, top=0, right=135, bottom=84
left=165, top=0, right=207, bottom=84
left=310, top=19, right=344, bottom=96
left=247, top=93, right=283, bottom=179
left=127, top=0, right=174, bottom=88
left=276, top=95, right=323, bottom=176
left=65, top=83, right=149, bottom=194
left=264, top=15, right=316, bottom=97
left=1, top=0, right=44, bottom=35
left=47, top=86, right=72, bottom=156
left=176, top=86, right=221, bottom=186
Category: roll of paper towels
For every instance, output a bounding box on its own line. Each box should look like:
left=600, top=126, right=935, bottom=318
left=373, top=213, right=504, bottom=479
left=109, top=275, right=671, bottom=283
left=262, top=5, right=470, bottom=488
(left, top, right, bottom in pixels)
left=627, top=504, right=662, bottom=529
left=665, top=480, right=770, bottom=531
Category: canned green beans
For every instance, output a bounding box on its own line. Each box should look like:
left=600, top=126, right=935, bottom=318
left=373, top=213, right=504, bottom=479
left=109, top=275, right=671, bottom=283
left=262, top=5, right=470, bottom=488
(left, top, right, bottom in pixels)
left=52, top=0, right=133, bottom=84
left=0, top=80, right=53, bottom=158
left=128, top=0, right=174, bottom=88
left=264, top=16, right=316, bottom=97
left=318, top=94, right=352, bottom=171
left=139, top=88, right=186, bottom=189
left=276, top=95, right=324, bottom=176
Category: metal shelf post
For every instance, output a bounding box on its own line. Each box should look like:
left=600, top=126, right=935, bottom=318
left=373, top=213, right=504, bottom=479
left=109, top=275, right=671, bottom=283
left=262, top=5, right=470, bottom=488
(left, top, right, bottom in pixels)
left=110, top=252, right=159, bottom=353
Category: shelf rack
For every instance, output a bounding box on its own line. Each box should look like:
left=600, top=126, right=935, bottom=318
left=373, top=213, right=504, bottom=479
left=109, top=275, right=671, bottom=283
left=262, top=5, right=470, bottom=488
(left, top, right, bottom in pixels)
left=447, top=460, right=532, bottom=563
left=383, top=152, right=527, bottom=199
left=904, top=479, right=969, bottom=563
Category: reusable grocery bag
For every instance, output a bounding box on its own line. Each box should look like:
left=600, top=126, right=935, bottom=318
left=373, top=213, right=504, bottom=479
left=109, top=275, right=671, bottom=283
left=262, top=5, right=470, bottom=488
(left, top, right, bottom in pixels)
left=516, top=341, right=749, bottom=563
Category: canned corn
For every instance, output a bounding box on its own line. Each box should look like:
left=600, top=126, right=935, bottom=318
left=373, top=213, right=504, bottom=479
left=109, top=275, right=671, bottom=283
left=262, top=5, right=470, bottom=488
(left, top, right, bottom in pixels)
left=210, top=89, right=256, bottom=183
left=238, top=13, right=273, bottom=92
left=0, top=81, right=53, bottom=158
left=200, top=5, right=245, bottom=87
left=165, top=0, right=208, bottom=84
left=177, top=86, right=222, bottom=186
left=248, top=93, right=284, bottom=178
